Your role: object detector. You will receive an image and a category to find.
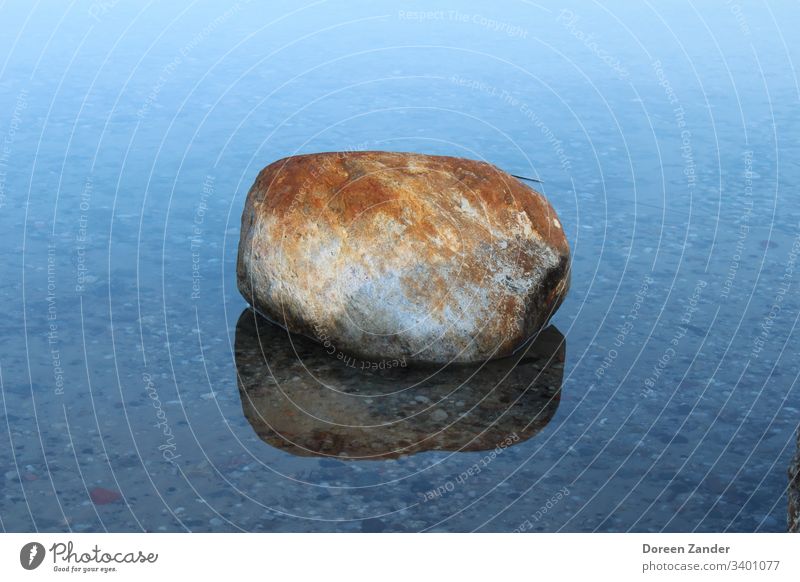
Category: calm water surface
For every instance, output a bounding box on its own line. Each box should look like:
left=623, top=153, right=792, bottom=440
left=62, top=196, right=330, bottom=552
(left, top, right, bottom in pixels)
left=0, top=0, right=798, bottom=531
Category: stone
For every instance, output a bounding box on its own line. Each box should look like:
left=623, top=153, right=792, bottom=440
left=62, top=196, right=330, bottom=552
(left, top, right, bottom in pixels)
left=237, top=151, right=570, bottom=363
left=89, top=487, right=122, bottom=505
left=234, top=309, right=565, bottom=460
left=790, top=429, right=799, bottom=532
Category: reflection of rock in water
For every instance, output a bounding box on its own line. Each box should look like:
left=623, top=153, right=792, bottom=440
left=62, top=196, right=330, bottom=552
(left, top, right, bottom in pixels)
left=791, top=430, right=799, bottom=532
left=235, top=309, right=565, bottom=460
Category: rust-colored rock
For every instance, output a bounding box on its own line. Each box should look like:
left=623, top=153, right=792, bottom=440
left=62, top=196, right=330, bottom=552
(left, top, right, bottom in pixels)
left=89, top=487, right=122, bottom=505
left=235, top=309, right=564, bottom=460
left=237, top=151, right=570, bottom=363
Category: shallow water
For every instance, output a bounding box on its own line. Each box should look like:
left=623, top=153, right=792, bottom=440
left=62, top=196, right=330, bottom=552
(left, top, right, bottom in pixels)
left=0, top=0, right=798, bottom=532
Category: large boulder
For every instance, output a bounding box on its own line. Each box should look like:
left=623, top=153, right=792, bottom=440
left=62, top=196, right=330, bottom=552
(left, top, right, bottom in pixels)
left=237, top=151, right=570, bottom=363
left=234, top=309, right=565, bottom=460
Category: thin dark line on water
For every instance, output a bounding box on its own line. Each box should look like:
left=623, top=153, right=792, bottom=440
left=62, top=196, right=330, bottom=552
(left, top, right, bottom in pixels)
left=512, top=173, right=707, bottom=221
left=510, top=174, right=544, bottom=183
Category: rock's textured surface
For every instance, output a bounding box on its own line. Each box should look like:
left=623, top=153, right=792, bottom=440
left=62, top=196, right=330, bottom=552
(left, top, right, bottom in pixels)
left=790, top=430, right=799, bottom=532
left=237, top=151, right=570, bottom=363
left=235, top=309, right=564, bottom=460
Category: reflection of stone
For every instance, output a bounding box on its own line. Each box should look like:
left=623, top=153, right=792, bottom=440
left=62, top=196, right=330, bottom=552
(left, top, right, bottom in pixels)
left=236, top=151, right=570, bottom=364
left=235, top=309, right=565, bottom=460
left=791, top=430, right=799, bottom=532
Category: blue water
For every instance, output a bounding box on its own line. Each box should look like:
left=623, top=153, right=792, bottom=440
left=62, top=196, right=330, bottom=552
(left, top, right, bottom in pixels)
left=0, top=0, right=798, bottom=532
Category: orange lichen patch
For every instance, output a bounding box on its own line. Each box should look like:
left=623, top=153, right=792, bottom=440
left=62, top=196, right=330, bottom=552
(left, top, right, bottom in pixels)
left=399, top=268, right=452, bottom=316
left=491, top=294, right=527, bottom=348
left=255, top=152, right=564, bottom=245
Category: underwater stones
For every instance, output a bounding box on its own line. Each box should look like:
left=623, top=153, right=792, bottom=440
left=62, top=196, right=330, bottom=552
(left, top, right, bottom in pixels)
left=234, top=309, right=565, bottom=460
left=237, top=151, right=570, bottom=363
left=790, top=430, right=799, bottom=532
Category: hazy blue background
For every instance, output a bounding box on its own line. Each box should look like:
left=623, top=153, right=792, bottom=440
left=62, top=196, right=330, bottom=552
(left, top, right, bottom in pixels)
left=0, top=0, right=798, bottom=531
